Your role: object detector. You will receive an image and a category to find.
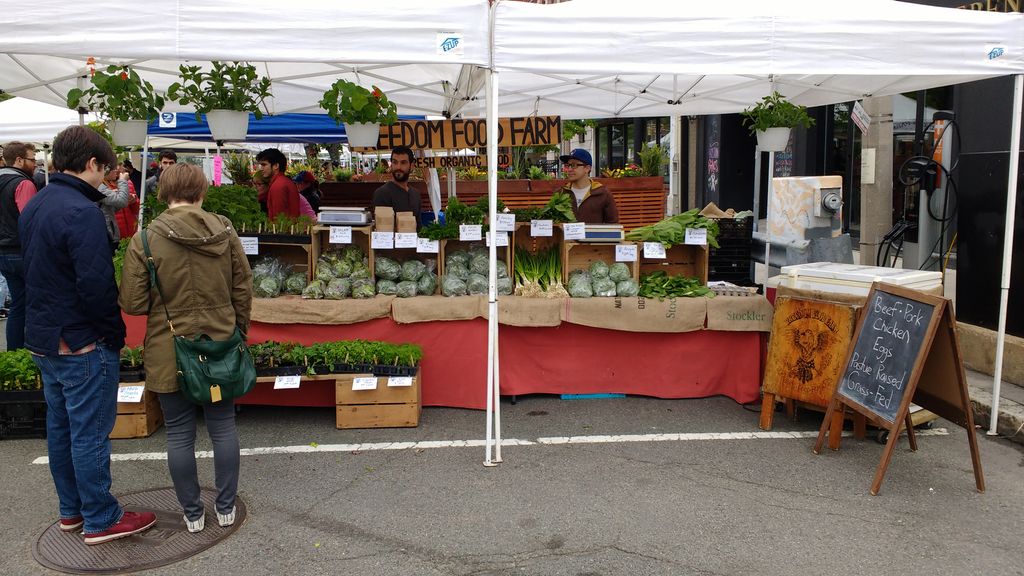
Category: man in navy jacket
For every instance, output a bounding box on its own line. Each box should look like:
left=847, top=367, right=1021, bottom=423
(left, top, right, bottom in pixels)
left=19, top=125, right=156, bottom=545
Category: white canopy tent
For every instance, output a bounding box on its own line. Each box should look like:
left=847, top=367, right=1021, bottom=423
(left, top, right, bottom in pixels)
left=0, top=97, right=97, bottom=144
left=2, top=0, right=1023, bottom=456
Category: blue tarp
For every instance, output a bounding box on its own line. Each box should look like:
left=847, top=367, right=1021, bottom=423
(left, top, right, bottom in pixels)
left=147, top=112, right=419, bottom=144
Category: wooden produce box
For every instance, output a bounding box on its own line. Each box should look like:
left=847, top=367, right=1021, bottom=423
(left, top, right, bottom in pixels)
left=371, top=247, right=441, bottom=293
left=638, top=244, right=709, bottom=284
left=243, top=236, right=315, bottom=281
left=110, top=382, right=163, bottom=439
left=335, top=372, right=421, bottom=429
left=312, top=225, right=373, bottom=277
left=439, top=239, right=512, bottom=279
left=561, top=241, right=640, bottom=283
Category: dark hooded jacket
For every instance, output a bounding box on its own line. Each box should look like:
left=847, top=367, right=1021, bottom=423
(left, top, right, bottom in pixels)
left=119, top=204, right=252, bottom=393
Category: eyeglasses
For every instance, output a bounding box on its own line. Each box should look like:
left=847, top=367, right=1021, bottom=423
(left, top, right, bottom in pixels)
left=20, top=157, right=37, bottom=164
left=564, top=163, right=587, bottom=169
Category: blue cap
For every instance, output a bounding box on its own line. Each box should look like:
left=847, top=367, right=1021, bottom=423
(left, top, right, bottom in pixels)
left=559, top=148, right=592, bottom=166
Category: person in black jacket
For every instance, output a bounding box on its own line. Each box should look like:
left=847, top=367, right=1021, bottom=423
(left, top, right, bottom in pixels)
left=0, top=141, right=40, bottom=350
left=19, top=125, right=157, bottom=545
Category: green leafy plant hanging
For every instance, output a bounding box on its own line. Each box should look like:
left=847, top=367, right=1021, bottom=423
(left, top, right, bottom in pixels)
left=740, top=91, right=815, bottom=135
left=66, top=65, right=165, bottom=122
left=319, top=80, right=398, bottom=125
left=167, top=61, right=273, bottom=120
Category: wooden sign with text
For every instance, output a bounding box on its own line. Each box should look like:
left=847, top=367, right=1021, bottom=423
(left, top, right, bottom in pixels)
left=409, top=154, right=511, bottom=170
left=354, top=116, right=561, bottom=150
left=813, top=283, right=984, bottom=495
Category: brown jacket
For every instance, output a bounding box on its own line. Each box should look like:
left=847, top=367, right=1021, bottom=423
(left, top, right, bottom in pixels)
left=119, top=205, right=253, bottom=393
left=560, top=180, right=619, bottom=224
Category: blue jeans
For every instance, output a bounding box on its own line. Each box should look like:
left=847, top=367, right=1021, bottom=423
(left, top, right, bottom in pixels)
left=0, top=251, right=26, bottom=350
left=35, top=344, right=123, bottom=533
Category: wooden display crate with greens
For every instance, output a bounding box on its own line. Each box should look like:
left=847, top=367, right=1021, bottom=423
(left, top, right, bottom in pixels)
left=111, top=345, right=163, bottom=439
left=0, top=350, right=46, bottom=439
left=626, top=209, right=718, bottom=284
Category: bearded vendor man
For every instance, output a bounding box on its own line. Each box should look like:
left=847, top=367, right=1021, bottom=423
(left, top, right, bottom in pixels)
left=554, top=148, right=618, bottom=224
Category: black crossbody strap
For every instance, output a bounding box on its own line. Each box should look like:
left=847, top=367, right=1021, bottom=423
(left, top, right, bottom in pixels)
left=141, top=228, right=176, bottom=335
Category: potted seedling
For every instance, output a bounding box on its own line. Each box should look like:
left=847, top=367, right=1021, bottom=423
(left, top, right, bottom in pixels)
left=740, top=91, right=815, bottom=152
left=319, top=80, right=398, bottom=148
left=167, top=61, right=273, bottom=141
left=66, top=65, right=164, bottom=147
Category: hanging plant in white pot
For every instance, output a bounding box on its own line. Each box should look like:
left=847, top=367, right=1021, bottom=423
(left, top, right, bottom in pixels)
left=66, top=65, right=164, bottom=147
left=740, top=91, right=815, bottom=152
left=319, top=79, right=399, bottom=148
left=167, top=61, right=273, bottom=142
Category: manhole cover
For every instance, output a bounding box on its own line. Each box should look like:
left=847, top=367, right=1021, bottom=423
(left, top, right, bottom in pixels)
left=33, top=488, right=246, bottom=574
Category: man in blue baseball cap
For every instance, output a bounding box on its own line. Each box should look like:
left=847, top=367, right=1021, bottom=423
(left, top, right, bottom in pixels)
left=557, top=148, right=618, bottom=224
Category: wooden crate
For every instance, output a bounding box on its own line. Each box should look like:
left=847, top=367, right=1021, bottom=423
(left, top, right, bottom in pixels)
left=312, top=225, right=373, bottom=278
left=246, top=241, right=315, bottom=281
left=110, top=382, right=163, bottom=439
left=438, top=239, right=512, bottom=279
left=335, top=372, right=421, bottom=429
left=638, top=244, right=709, bottom=284
left=371, top=247, right=440, bottom=292
left=561, top=241, right=640, bottom=283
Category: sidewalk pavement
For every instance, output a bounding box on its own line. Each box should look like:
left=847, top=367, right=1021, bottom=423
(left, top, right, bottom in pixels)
left=966, top=368, right=1024, bottom=445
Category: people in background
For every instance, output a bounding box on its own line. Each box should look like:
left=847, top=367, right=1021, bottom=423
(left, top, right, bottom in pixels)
left=20, top=125, right=156, bottom=544
left=123, top=158, right=143, bottom=196
left=555, top=148, right=618, bottom=224
left=145, top=150, right=177, bottom=190
left=119, top=163, right=252, bottom=536
left=97, top=165, right=134, bottom=246
left=255, top=148, right=299, bottom=219
left=292, top=170, right=322, bottom=213
left=372, top=146, right=421, bottom=228
left=0, top=141, right=40, bottom=350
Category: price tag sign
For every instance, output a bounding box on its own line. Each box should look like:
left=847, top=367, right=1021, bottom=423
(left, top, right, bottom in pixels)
left=329, top=226, right=352, bottom=244
left=352, top=376, right=378, bottom=391
left=371, top=231, right=395, bottom=249
left=273, top=375, right=301, bottom=389
left=562, top=222, right=586, bottom=240
left=394, top=232, right=418, bottom=249
left=530, top=219, right=553, bottom=237
left=240, top=236, right=258, bottom=255
left=387, top=376, right=413, bottom=387
left=615, top=244, right=638, bottom=262
left=117, top=385, right=145, bottom=403
left=459, top=224, right=482, bottom=241
left=416, top=238, right=440, bottom=253
left=495, top=213, right=516, bottom=233
left=643, top=242, right=667, bottom=259
left=486, top=232, right=509, bottom=247
left=685, top=228, right=708, bottom=245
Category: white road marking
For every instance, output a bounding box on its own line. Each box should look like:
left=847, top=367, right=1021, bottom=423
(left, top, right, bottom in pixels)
left=30, top=428, right=949, bottom=465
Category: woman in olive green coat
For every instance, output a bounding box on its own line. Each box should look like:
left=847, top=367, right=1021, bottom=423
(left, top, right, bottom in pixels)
left=119, top=164, right=252, bottom=533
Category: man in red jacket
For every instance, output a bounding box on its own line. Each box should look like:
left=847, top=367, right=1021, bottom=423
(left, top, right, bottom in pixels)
left=255, top=148, right=299, bottom=219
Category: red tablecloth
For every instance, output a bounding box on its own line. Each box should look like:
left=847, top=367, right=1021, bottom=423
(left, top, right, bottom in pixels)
left=123, top=315, right=762, bottom=409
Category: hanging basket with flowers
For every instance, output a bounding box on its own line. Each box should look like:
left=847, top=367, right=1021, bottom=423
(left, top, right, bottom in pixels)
left=66, top=65, right=165, bottom=147
left=166, top=61, right=273, bottom=142
left=319, top=80, right=398, bottom=148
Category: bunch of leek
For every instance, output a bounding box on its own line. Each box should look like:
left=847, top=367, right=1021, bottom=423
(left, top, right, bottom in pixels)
left=513, top=246, right=569, bottom=298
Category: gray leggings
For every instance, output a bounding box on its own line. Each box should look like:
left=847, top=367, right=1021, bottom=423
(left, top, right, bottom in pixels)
left=158, top=392, right=240, bottom=521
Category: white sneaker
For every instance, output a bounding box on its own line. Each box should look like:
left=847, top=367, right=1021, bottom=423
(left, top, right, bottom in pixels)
left=216, top=506, right=236, bottom=528
left=184, top=513, right=205, bottom=533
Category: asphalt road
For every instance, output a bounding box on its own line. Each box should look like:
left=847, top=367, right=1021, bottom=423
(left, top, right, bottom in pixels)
left=2, top=393, right=1023, bottom=576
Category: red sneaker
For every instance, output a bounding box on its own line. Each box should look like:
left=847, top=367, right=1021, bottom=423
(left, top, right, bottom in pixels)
left=59, top=516, right=84, bottom=532
left=83, top=511, right=157, bottom=545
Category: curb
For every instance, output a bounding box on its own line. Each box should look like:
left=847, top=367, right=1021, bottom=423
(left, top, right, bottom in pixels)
left=967, top=377, right=1024, bottom=446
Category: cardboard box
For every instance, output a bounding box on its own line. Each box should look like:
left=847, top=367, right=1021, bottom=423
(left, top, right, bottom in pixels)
left=396, top=212, right=418, bottom=233
left=374, top=206, right=395, bottom=232
left=110, top=382, right=163, bottom=439
left=335, top=372, right=421, bottom=429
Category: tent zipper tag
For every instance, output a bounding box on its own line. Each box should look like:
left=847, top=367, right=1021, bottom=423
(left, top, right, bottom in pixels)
left=209, top=385, right=222, bottom=403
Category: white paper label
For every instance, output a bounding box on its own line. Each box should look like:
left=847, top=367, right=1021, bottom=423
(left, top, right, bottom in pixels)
left=643, top=242, right=667, bottom=259
left=416, top=238, right=440, bottom=253
left=117, top=385, right=145, bottom=403
left=615, top=244, right=638, bottom=262
left=329, top=226, right=352, bottom=244
left=371, top=231, right=395, bottom=249
left=530, top=219, right=553, bottom=237
left=273, top=375, right=301, bottom=389
left=486, top=231, right=509, bottom=247
left=352, top=376, right=378, bottom=391
left=394, top=232, right=418, bottom=249
left=240, top=236, right=258, bottom=255
left=387, top=376, right=413, bottom=387
left=562, top=222, right=586, bottom=240
left=459, top=224, right=482, bottom=241
left=495, top=213, right=516, bottom=233
left=684, top=228, right=708, bottom=245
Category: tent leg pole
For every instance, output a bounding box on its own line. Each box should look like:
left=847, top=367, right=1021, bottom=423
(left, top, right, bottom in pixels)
left=137, top=137, right=150, bottom=234
left=764, top=151, right=774, bottom=275
left=989, top=73, right=1022, bottom=436
left=484, top=67, right=501, bottom=466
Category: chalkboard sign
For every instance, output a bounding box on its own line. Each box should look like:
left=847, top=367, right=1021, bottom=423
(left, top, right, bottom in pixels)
left=838, top=290, right=935, bottom=423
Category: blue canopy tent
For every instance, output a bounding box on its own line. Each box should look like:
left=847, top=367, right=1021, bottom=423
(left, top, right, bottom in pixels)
left=146, top=112, right=421, bottom=143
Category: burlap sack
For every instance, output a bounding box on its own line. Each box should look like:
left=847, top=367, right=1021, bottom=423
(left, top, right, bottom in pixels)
left=252, top=295, right=395, bottom=325
left=480, top=296, right=562, bottom=327
left=391, top=295, right=484, bottom=323
left=560, top=296, right=706, bottom=332
left=705, top=295, right=775, bottom=332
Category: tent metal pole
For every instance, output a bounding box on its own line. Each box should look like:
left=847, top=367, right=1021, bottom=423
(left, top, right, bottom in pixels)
left=137, top=136, right=150, bottom=234
left=483, top=66, right=502, bottom=466
left=764, top=150, right=774, bottom=275
left=988, top=73, right=1022, bottom=436
left=668, top=114, right=681, bottom=216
